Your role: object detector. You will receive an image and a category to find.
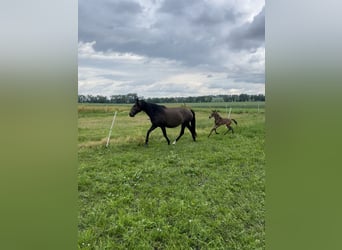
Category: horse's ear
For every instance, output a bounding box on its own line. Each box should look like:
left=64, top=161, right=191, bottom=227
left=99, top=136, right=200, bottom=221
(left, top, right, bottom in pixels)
left=135, top=98, right=139, bottom=104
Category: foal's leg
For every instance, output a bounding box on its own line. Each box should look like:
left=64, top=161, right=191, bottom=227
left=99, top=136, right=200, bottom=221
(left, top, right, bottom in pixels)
left=160, top=126, right=170, bottom=145
left=145, top=124, right=157, bottom=145
left=230, top=126, right=234, bottom=133
left=208, top=126, right=218, bottom=137
left=174, top=124, right=186, bottom=144
left=224, top=125, right=234, bottom=135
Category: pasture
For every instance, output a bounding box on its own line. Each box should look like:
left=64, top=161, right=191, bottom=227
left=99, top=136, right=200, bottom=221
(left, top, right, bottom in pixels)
left=78, top=102, right=265, bottom=249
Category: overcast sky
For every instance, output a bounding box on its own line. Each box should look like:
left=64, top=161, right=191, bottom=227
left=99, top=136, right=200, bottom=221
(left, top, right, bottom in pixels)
left=78, top=0, right=265, bottom=98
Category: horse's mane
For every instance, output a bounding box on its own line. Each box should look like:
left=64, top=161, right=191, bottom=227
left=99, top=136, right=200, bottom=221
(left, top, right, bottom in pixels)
left=140, top=100, right=166, bottom=116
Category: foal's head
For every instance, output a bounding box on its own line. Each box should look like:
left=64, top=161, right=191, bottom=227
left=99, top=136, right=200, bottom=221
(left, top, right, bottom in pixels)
left=129, top=99, right=143, bottom=117
left=209, top=110, right=220, bottom=119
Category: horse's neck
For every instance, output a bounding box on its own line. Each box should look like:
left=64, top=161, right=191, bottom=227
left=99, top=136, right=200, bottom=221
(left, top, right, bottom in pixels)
left=141, top=102, right=152, bottom=116
left=214, top=114, right=222, bottom=122
left=142, top=102, right=160, bottom=117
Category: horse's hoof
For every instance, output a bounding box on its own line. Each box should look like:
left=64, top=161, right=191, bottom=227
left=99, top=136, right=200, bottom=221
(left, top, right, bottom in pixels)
left=172, top=141, right=176, bottom=145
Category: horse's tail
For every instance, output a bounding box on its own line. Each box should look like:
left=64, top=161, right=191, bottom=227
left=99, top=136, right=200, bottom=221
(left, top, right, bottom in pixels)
left=190, top=109, right=197, bottom=137
left=231, top=118, right=238, bottom=125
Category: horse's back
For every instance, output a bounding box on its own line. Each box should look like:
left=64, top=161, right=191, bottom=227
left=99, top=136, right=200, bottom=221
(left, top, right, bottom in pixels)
left=163, top=107, right=193, bottom=127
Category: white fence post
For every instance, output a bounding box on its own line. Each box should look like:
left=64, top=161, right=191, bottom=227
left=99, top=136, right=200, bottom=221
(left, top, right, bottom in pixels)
left=228, top=107, right=232, bottom=118
left=106, top=111, right=117, bottom=147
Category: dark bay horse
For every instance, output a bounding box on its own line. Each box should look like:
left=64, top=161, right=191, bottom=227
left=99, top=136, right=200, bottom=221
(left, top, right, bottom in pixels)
left=208, top=110, right=238, bottom=137
left=129, top=99, right=197, bottom=145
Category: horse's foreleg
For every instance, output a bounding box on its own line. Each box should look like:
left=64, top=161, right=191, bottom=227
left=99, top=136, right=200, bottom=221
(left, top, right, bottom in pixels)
left=145, top=124, right=157, bottom=145
left=160, top=126, right=170, bottom=145
left=174, top=124, right=186, bottom=144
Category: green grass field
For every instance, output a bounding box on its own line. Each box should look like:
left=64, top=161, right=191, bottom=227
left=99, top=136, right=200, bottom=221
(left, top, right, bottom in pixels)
left=78, top=102, right=265, bottom=249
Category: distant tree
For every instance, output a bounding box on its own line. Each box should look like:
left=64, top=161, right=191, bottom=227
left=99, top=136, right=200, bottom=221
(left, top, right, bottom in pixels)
left=78, top=95, right=87, bottom=103
left=231, top=95, right=239, bottom=102
left=211, top=97, right=224, bottom=102
left=239, top=94, right=249, bottom=102
left=223, top=95, right=233, bottom=102
left=258, top=94, right=265, bottom=101
left=95, top=95, right=108, bottom=103
left=110, top=95, right=118, bottom=103
left=78, top=93, right=265, bottom=103
left=204, top=96, right=212, bottom=102
left=126, top=93, right=138, bottom=103
left=86, top=95, right=95, bottom=103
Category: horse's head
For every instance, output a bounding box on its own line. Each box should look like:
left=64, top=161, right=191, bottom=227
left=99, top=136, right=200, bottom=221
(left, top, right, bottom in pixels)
left=209, top=110, right=218, bottom=119
left=129, top=98, right=143, bottom=117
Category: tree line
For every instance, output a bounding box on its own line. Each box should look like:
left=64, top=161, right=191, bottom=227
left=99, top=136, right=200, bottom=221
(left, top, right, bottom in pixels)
left=78, top=93, right=265, bottom=104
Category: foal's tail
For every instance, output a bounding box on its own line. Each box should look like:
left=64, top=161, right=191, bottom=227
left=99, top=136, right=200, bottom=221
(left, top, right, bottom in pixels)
left=231, top=118, right=238, bottom=125
left=190, top=109, right=197, bottom=137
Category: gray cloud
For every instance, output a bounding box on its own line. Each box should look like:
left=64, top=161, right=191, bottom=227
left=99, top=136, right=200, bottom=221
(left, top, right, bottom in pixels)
left=79, top=0, right=143, bottom=49
left=230, top=72, right=265, bottom=84
left=159, top=0, right=238, bottom=24
left=228, top=6, right=265, bottom=51
left=79, top=0, right=262, bottom=65
left=158, top=0, right=196, bottom=15
left=78, top=0, right=265, bottom=97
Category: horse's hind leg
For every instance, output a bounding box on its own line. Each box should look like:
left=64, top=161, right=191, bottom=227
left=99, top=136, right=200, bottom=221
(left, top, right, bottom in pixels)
left=174, top=124, right=186, bottom=144
left=160, top=126, right=170, bottom=145
left=224, top=125, right=234, bottom=135
left=186, top=123, right=196, bottom=141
